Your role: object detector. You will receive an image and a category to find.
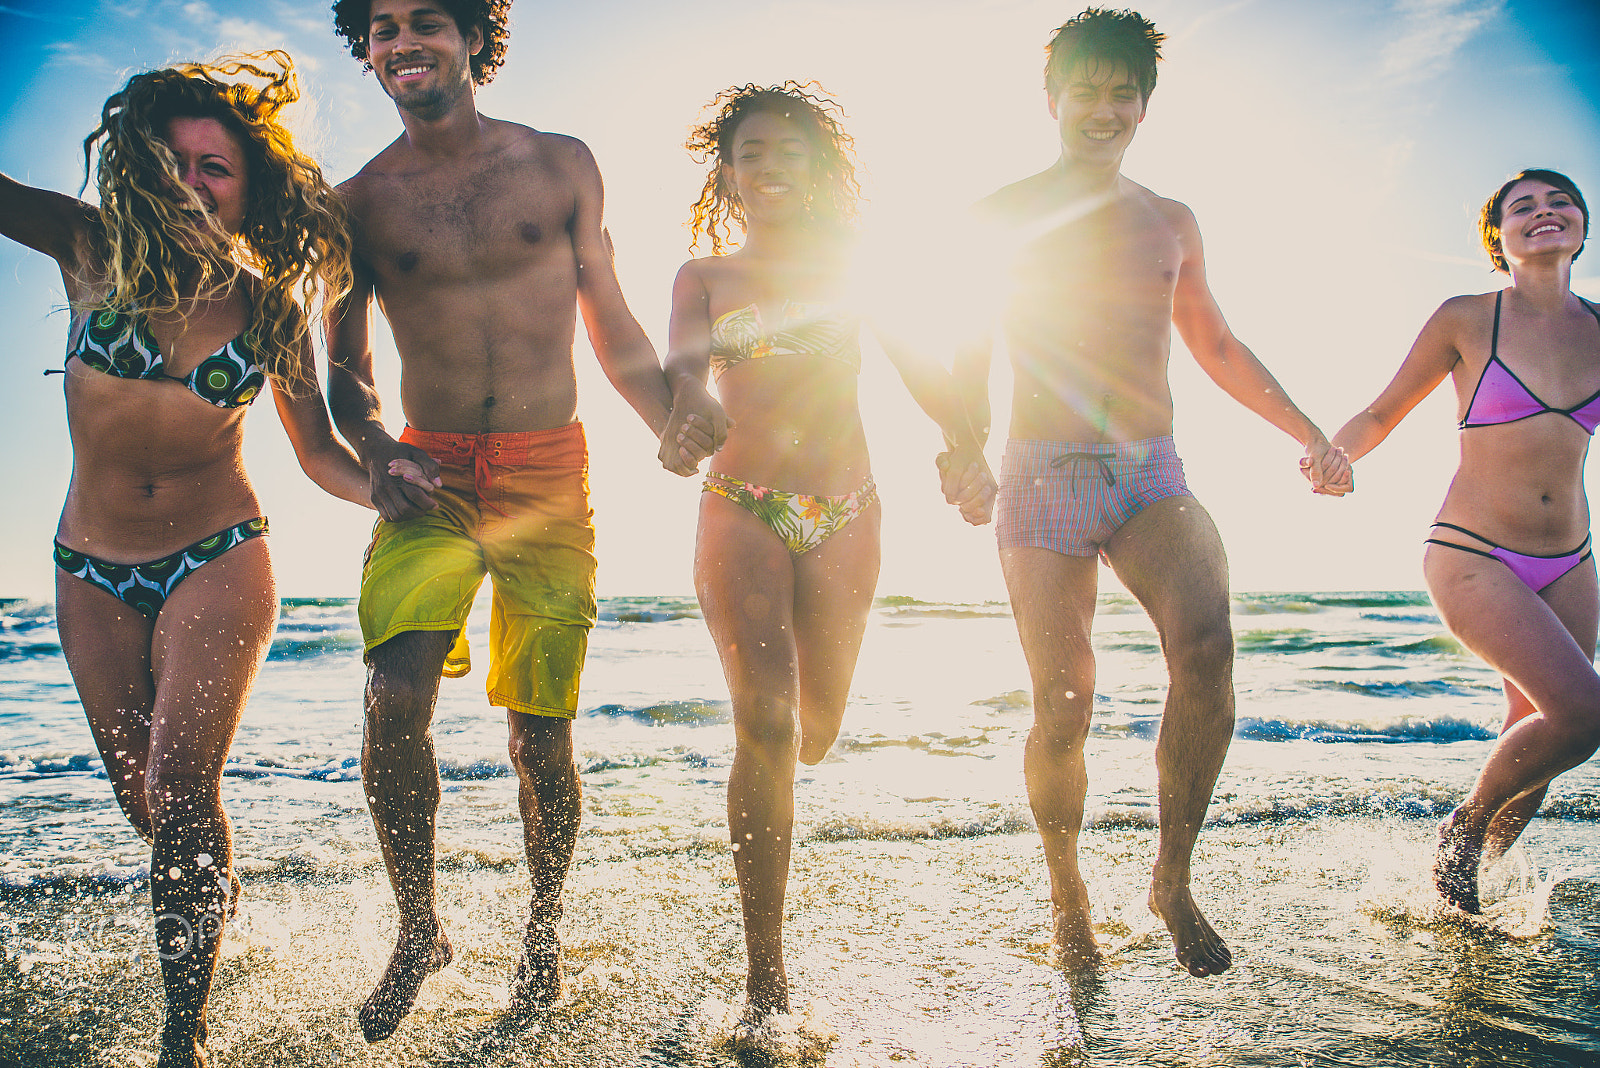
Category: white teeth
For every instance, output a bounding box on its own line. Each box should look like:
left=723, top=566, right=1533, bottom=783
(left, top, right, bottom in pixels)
left=394, top=65, right=430, bottom=77
left=1084, top=130, right=1117, bottom=140
left=756, top=184, right=790, bottom=195
left=1529, top=224, right=1560, bottom=236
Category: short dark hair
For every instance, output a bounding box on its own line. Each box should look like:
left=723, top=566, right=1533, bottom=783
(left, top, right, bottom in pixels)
left=331, top=0, right=511, bottom=86
left=1480, top=168, right=1588, bottom=273
left=1044, top=8, right=1164, bottom=102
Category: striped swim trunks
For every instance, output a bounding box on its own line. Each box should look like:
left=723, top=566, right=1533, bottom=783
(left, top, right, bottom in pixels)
left=996, top=437, right=1190, bottom=557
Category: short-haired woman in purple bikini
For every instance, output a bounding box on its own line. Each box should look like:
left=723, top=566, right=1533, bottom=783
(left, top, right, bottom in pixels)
left=1331, top=168, right=1600, bottom=914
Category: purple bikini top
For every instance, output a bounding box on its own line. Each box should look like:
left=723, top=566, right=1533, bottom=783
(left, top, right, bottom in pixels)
left=1460, top=291, right=1600, bottom=433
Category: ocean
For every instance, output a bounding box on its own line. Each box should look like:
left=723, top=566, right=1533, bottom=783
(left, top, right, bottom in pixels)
left=0, top=590, right=1596, bottom=1067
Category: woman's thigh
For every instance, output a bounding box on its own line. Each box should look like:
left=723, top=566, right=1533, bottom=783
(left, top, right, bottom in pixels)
left=1425, top=543, right=1600, bottom=720
left=145, top=536, right=278, bottom=785
left=694, top=492, right=799, bottom=703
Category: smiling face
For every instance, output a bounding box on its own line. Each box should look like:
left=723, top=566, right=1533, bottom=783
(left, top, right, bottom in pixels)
left=723, top=110, right=814, bottom=227
left=1495, top=179, right=1588, bottom=269
left=1049, top=57, right=1146, bottom=170
left=163, top=115, right=249, bottom=238
left=367, top=0, right=482, bottom=116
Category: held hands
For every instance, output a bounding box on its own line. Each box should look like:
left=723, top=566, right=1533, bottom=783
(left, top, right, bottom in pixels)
left=1300, top=438, right=1353, bottom=497
left=368, top=440, right=442, bottom=521
left=659, top=380, right=732, bottom=476
left=937, top=446, right=997, bottom=526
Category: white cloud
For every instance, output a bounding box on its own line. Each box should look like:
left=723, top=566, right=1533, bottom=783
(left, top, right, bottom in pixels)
left=1380, top=0, right=1506, bottom=85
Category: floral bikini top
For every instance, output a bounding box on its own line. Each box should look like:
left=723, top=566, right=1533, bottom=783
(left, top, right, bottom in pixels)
left=708, top=301, right=862, bottom=381
left=61, top=306, right=268, bottom=408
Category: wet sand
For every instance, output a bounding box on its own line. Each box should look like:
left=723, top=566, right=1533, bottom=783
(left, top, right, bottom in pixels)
left=3, top=815, right=1596, bottom=1067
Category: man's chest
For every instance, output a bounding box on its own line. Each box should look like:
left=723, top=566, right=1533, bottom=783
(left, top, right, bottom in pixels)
left=358, top=167, right=574, bottom=283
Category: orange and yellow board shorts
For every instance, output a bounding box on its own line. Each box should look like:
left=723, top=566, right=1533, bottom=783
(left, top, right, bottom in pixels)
left=358, top=422, right=597, bottom=719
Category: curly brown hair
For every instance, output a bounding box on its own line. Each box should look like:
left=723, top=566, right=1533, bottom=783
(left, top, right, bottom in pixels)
left=81, top=51, right=351, bottom=395
left=1479, top=168, right=1588, bottom=273
left=332, top=0, right=511, bottom=86
left=685, top=82, right=860, bottom=256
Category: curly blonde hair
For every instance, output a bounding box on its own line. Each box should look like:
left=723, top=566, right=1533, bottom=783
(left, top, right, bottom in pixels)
left=685, top=81, right=860, bottom=256
left=81, top=51, right=351, bottom=395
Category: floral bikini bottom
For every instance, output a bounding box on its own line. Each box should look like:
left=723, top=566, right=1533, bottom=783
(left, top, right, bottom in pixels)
left=702, top=472, right=877, bottom=555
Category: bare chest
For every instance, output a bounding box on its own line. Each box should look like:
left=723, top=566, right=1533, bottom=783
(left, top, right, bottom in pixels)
left=357, top=162, right=574, bottom=285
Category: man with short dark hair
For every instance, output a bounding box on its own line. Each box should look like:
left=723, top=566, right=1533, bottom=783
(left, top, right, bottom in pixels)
left=327, top=0, right=724, bottom=1040
left=950, top=8, right=1348, bottom=977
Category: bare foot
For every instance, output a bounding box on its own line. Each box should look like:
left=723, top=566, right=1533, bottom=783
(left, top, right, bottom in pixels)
left=359, top=925, right=453, bottom=1042
left=731, top=996, right=794, bottom=1051
left=1051, top=899, right=1105, bottom=972
left=1148, top=881, right=1232, bottom=977
left=509, top=923, right=564, bottom=1009
left=1433, top=811, right=1484, bottom=914
left=744, top=964, right=790, bottom=1021
left=157, top=1020, right=208, bottom=1068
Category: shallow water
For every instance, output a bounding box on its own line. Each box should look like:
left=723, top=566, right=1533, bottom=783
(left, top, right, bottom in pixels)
left=1, top=592, right=1598, bottom=1065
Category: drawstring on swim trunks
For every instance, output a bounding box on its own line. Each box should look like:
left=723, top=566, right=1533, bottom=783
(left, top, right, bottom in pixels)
left=1051, top=451, right=1116, bottom=492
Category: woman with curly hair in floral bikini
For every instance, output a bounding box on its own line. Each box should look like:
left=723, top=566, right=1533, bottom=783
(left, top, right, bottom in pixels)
left=657, top=82, right=994, bottom=1024
left=0, top=53, right=421, bottom=1066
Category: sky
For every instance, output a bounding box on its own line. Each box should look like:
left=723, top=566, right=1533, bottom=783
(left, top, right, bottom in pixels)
left=1, top=0, right=1598, bottom=601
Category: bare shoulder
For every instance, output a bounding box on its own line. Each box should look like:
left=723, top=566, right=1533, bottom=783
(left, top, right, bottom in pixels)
left=335, top=135, right=409, bottom=208
left=493, top=121, right=599, bottom=178
left=976, top=170, right=1058, bottom=225
left=1139, top=184, right=1198, bottom=233
left=1432, top=291, right=1494, bottom=330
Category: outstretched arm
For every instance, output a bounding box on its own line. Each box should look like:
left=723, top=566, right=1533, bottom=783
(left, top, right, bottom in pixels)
left=324, top=240, right=441, bottom=518
left=1168, top=202, right=1350, bottom=494
left=659, top=260, right=731, bottom=476
left=1, top=171, right=99, bottom=293
left=1331, top=297, right=1462, bottom=462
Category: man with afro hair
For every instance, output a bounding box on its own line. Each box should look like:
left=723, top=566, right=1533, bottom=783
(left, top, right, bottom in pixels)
left=325, top=0, right=727, bottom=1041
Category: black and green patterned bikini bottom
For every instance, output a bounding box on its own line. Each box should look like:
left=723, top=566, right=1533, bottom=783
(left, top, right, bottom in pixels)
left=52, top=517, right=269, bottom=620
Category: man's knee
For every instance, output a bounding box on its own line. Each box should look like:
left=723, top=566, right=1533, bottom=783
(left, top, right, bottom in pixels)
left=508, top=714, right=574, bottom=780
left=1163, top=613, right=1234, bottom=684
left=365, top=631, right=452, bottom=728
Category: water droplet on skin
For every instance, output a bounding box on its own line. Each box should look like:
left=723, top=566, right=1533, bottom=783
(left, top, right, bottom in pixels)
left=168, top=868, right=183, bottom=881
left=196, top=853, right=214, bottom=868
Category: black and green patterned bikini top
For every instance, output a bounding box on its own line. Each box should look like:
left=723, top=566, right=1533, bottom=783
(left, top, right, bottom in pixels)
left=63, top=306, right=268, bottom=408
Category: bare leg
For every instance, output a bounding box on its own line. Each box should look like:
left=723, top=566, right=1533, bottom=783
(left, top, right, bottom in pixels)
left=697, top=493, right=803, bottom=1017
left=1481, top=680, right=1547, bottom=867
left=59, top=575, right=157, bottom=843
left=507, top=713, right=580, bottom=1007
left=793, top=503, right=881, bottom=765
left=62, top=539, right=276, bottom=1068
left=1425, top=548, right=1600, bottom=912
left=358, top=630, right=455, bottom=1041
left=1105, top=497, right=1234, bottom=977
left=1000, top=546, right=1104, bottom=970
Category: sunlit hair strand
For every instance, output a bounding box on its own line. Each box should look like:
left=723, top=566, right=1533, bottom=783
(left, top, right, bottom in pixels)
left=1045, top=8, right=1165, bottom=102
left=685, top=81, right=860, bottom=256
left=81, top=51, right=351, bottom=396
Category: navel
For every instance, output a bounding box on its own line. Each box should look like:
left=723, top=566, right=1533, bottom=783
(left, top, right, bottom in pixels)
left=396, top=250, right=420, bottom=272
